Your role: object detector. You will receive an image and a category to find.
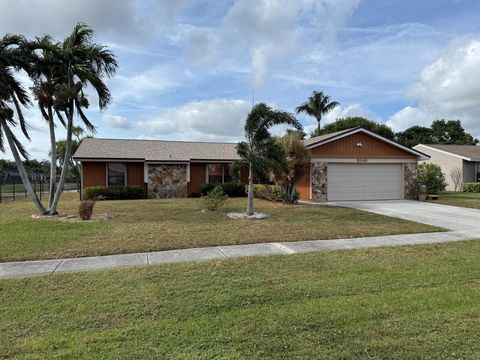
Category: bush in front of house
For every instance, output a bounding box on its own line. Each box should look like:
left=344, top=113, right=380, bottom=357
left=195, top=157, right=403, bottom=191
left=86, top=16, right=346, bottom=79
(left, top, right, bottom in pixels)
left=79, top=199, right=96, bottom=220
left=84, top=185, right=144, bottom=200
left=417, top=163, right=447, bottom=195
left=200, top=186, right=228, bottom=211
left=199, top=182, right=246, bottom=197
left=251, top=184, right=284, bottom=202
left=463, top=182, right=480, bottom=193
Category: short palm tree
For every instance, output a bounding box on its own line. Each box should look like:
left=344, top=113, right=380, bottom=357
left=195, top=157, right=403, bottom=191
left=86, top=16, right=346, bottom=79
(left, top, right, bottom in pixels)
left=236, top=103, right=302, bottom=215
left=296, top=90, right=339, bottom=135
left=274, top=132, right=310, bottom=203
left=0, top=34, right=47, bottom=214
left=46, top=23, right=117, bottom=214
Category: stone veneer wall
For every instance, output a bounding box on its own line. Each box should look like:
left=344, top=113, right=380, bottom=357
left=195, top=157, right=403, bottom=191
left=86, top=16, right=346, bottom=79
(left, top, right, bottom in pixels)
left=404, top=163, right=418, bottom=200
left=311, top=162, right=328, bottom=202
left=148, top=164, right=188, bottom=199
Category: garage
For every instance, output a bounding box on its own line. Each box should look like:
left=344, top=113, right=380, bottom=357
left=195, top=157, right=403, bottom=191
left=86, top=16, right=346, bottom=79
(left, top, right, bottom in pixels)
left=296, top=127, right=429, bottom=202
left=327, top=163, right=403, bottom=201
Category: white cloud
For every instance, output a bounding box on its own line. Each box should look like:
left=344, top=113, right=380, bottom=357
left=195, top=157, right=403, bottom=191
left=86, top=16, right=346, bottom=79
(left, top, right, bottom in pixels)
left=103, top=115, right=133, bottom=130
left=139, top=99, right=251, bottom=141
left=387, top=38, right=480, bottom=136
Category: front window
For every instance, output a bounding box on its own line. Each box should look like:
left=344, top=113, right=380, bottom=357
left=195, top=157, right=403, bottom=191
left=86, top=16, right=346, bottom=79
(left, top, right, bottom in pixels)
left=108, top=163, right=126, bottom=185
left=207, top=164, right=233, bottom=184
left=476, top=162, right=480, bottom=182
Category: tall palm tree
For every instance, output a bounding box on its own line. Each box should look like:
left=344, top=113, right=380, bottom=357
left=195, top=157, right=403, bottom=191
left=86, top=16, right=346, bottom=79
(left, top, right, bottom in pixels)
left=29, top=35, right=64, bottom=208
left=296, top=90, right=339, bottom=135
left=0, top=34, right=47, bottom=214
left=47, top=23, right=117, bottom=214
left=236, top=103, right=302, bottom=216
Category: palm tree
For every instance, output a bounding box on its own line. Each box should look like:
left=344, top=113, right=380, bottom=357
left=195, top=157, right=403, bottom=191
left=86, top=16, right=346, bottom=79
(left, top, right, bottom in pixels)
left=0, top=34, right=47, bottom=214
left=46, top=23, right=117, bottom=214
left=296, top=90, right=339, bottom=135
left=274, top=132, right=310, bottom=203
left=29, top=35, right=63, bottom=208
left=236, top=103, right=302, bottom=215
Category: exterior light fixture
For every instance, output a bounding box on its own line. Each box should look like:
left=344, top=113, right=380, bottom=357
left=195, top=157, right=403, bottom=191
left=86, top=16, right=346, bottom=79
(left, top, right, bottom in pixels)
left=356, top=143, right=363, bottom=147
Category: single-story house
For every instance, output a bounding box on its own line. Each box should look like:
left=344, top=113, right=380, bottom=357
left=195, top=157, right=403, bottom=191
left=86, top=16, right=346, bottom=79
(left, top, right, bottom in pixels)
left=73, top=127, right=428, bottom=202
left=413, top=144, right=480, bottom=191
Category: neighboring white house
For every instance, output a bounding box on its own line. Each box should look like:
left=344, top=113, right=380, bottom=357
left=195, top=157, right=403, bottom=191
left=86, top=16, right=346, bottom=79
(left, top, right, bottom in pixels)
left=413, top=144, right=480, bottom=191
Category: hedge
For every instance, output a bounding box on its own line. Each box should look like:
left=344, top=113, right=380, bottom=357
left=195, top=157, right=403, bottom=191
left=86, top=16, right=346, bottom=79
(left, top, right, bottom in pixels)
left=463, top=182, right=480, bottom=193
left=199, top=182, right=246, bottom=197
left=251, top=184, right=284, bottom=202
left=84, top=185, right=145, bottom=200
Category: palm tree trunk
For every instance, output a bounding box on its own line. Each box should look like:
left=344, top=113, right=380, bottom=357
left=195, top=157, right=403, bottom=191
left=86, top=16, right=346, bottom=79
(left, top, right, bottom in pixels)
left=247, top=163, right=254, bottom=216
left=48, top=105, right=73, bottom=215
left=316, top=115, right=321, bottom=134
left=47, top=105, right=56, bottom=208
left=0, top=118, right=47, bottom=214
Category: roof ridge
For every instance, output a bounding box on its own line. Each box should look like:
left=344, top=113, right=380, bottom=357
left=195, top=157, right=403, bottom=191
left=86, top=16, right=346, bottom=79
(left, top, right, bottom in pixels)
left=83, top=137, right=239, bottom=145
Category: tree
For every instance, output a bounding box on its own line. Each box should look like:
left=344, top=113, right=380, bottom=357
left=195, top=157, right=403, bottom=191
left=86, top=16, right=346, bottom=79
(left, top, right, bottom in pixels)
left=273, top=132, right=310, bottom=203
left=395, top=120, right=478, bottom=147
left=315, top=117, right=395, bottom=140
left=46, top=23, right=117, bottom=214
left=236, top=103, right=302, bottom=215
left=431, top=119, right=478, bottom=145
left=395, top=126, right=434, bottom=148
left=296, top=91, right=339, bottom=135
left=450, top=167, right=462, bottom=192
left=0, top=34, right=47, bottom=213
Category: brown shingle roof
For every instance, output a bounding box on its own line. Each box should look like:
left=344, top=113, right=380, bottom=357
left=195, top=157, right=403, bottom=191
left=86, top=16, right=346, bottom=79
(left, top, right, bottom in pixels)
left=420, top=144, right=480, bottom=161
left=73, top=138, right=241, bottom=162
left=302, top=127, right=359, bottom=147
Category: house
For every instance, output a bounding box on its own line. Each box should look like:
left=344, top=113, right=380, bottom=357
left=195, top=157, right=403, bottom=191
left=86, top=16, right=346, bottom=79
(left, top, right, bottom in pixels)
left=413, top=144, right=480, bottom=191
left=73, top=127, right=428, bottom=202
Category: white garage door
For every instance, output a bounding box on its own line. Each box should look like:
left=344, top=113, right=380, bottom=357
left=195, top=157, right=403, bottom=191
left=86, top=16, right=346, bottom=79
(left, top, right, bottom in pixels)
left=328, top=163, right=403, bottom=201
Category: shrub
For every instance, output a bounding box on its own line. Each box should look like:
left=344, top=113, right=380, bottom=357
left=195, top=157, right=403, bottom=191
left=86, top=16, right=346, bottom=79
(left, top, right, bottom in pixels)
left=84, top=185, right=144, bottom=200
left=251, top=184, right=284, bottom=202
left=79, top=199, right=96, bottom=220
left=463, top=182, right=480, bottom=193
left=417, top=163, right=447, bottom=195
left=200, top=186, right=228, bottom=211
left=199, top=182, right=246, bottom=197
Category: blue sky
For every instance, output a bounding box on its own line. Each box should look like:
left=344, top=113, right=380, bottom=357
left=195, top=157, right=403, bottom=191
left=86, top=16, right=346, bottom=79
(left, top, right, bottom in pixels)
left=1, top=0, right=480, bottom=160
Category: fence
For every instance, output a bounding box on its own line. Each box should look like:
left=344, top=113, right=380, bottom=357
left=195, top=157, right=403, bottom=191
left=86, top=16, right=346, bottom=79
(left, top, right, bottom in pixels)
left=0, top=179, right=80, bottom=203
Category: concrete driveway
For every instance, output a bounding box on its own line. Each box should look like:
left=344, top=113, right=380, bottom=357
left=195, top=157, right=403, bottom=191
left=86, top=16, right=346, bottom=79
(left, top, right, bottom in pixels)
left=330, top=200, right=480, bottom=231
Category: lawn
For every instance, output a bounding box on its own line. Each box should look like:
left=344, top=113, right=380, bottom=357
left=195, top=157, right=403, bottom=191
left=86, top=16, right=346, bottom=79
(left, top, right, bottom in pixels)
left=1, top=240, right=480, bottom=359
left=433, top=191, right=480, bottom=209
left=0, top=193, right=441, bottom=262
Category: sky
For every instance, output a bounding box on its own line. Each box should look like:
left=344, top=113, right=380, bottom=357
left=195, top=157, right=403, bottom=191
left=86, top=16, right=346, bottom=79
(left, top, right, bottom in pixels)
left=1, top=0, right=480, bottom=160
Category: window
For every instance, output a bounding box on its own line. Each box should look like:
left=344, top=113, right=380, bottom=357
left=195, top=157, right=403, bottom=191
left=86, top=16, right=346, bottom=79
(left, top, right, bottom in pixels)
left=207, top=164, right=223, bottom=184
left=207, top=163, right=233, bottom=184
left=108, top=163, right=126, bottom=186
left=476, top=162, right=480, bottom=182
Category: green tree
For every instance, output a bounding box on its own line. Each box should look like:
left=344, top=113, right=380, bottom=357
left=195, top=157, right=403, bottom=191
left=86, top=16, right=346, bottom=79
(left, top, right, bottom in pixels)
left=431, top=119, right=478, bottom=145
left=395, top=120, right=478, bottom=147
left=296, top=90, right=339, bottom=135
left=46, top=23, right=117, bottom=214
left=315, top=117, right=395, bottom=140
left=395, top=126, right=434, bottom=147
left=273, top=132, right=310, bottom=203
left=236, top=103, right=302, bottom=215
left=0, top=34, right=47, bottom=213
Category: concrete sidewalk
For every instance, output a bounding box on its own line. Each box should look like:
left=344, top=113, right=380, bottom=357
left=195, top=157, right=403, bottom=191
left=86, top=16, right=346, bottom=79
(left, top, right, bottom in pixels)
left=1, top=229, right=478, bottom=279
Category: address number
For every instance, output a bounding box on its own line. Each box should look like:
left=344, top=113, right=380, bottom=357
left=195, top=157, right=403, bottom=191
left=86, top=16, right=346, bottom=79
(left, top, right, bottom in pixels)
left=357, top=158, right=368, bottom=163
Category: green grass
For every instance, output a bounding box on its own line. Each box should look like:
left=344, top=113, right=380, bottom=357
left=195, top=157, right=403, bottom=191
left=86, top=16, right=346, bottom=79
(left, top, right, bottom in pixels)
left=0, top=194, right=440, bottom=261
left=1, top=240, right=480, bottom=359
left=432, top=191, right=480, bottom=209
left=0, top=193, right=442, bottom=262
